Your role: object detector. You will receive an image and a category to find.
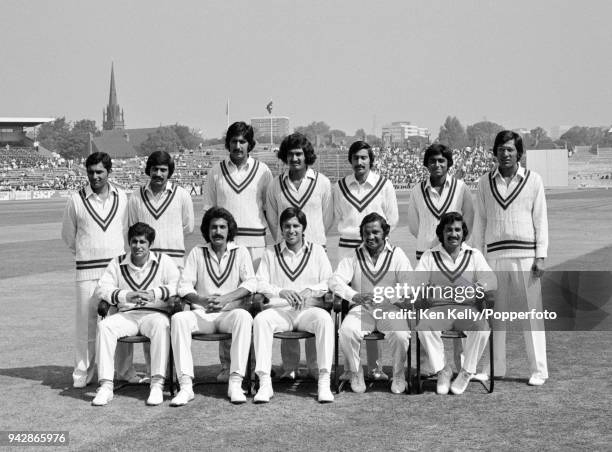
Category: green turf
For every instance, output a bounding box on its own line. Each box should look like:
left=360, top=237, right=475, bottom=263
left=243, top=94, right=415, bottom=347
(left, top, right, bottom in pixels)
left=1, top=190, right=611, bottom=450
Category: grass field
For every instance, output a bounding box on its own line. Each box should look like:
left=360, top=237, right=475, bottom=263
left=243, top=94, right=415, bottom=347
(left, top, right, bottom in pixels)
left=1, top=190, right=611, bottom=451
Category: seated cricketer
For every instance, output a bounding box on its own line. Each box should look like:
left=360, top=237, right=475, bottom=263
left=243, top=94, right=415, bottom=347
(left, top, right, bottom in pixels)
left=329, top=212, right=412, bottom=395
left=415, top=212, right=497, bottom=395
left=171, top=207, right=257, bottom=406
left=252, top=207, right=335, bottom=403
left=92, top=222, right=180, bottom=406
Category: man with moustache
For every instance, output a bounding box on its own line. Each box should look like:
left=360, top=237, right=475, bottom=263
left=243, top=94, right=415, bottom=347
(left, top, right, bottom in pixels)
left=332, top=141, right=399, bottom=381
left=329, top=213, right=412, bottom=394
left=170, top=207, right=257, bottom=405
left=203, top=121, right=273, bottom=382
left=122, top=150, right=194, bottom=382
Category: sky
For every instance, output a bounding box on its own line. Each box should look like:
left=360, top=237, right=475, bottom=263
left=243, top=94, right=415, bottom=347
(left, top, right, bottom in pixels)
left=1, top=0, right=611, bottom=138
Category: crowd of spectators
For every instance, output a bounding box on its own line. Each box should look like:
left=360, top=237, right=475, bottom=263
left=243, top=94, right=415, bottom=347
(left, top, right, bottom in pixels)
left=374, top=146, right=497, bottom=188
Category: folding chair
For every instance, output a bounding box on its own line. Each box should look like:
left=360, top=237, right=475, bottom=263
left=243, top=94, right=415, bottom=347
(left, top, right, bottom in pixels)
left=408, top=301, right=494, bottom=394
left=170, top=296, right=257, bottom=396
left=252, top=292, right=336, bottom=392
left=97, top=300, right=175, bottom=397
left=333, top=296, right=410, bottom=393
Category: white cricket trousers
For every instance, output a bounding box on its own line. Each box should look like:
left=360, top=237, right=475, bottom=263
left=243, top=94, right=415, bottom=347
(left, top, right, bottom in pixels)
left=253, top=307, right=334, bottom=375
left=96, top=310, right=170, bottom=382
left=489, top=257, right=548, bottom=379
left=74, top=280, right=98, bottom=383
left=339, top=304, right=410, bottom=377
left=417, top=305, right=490, bottom=374
left=172, top=308, right=252, bottom=378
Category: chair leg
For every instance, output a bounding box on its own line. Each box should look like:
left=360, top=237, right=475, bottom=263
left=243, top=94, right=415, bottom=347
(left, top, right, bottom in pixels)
left=406, top=341, right=412, bottom=394
left=246, top=346, right=253, bottom=396
left=334, top=312, right=340, bottom=394
left=167, top=347, right=175, bottom=397
left=488, top=331, right=494, bottom=393
left=416, top=333, right=423, bottom=394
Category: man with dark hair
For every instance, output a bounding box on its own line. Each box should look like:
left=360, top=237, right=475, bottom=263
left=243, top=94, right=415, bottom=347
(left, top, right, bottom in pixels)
left=266, top=132, right=333, bottom=379
left=61, top=152, right=128, bottom=388
left=92, top=222, right=180, bottom=406
left=330, top=212, right=412, bottom=394
left=415, top=212, right=496, bottom=395
left=332, top=140, right=399, bottom=381
left=125, top=150, right=194, bottom=382
left=473, top=130, right=549, bottom=386
left=252, top=207, right=335, bottom=403
left=407, top=143, right=474, bottom=261
left=170, top=207, right=257, bottom=405
left=407, top=142, right=474, bottom=375
left=203, top=121, right=273, bottom=382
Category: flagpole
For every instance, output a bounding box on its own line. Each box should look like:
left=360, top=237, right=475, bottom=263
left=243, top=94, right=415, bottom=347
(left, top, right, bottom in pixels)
left=226, top=99, right=230, bottom=129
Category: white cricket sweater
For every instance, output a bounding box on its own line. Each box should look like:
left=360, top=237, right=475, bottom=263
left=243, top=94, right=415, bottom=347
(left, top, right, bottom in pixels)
left=128, top=181, right=194, bottom=267
left=203, top=156, right=273, bottom=248
left=61, top=184, right=128, bottom=281
left=473, top=165, right=548, bottom=259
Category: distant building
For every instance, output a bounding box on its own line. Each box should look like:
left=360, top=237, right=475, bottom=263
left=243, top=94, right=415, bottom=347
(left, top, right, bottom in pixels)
left=102, top=63, right=125, bottom=130
left=381, top=121, right=429, bottom=146
left=251, top=116, right=290, bottom=144
left=513, top=128, right=531, bottom=136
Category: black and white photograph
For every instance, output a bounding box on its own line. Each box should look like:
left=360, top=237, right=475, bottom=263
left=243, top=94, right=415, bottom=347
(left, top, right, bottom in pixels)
left=0, top=0, right=610, bottom=450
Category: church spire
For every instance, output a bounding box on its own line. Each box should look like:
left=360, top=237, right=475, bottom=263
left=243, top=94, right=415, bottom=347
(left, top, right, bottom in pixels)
left=103, top=62, right=125, bottom=130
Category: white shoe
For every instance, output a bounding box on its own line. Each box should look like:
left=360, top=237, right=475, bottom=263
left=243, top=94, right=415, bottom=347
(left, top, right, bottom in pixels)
left=216, top=368, right=230, bottom=383
left=450, top=369, right=473, bottom=395
left=146, top=385, right=164, bottom=406
left=254, top=382, right=274, bottom=403
left=317, top=373, right=334, bottom=403
left=436, top=365, right=453, bottom=395
left=228, top=378, right=247, bottom=404
left=367, top=369, right=389, bottom=381
left=170, top=388, right=194, bottom=407
left=391, top=375, right=407, bottom=394
left=279, top=369, right=297, bottom=380
left=350, top=368, right=366, bottom=394
left=528, top=375, right=546, bottom=386
left=92, top=386, right=114, bottom=406
left=472, top=372, right=490, bottom=382
left=73, top=376, right=87, bottom=389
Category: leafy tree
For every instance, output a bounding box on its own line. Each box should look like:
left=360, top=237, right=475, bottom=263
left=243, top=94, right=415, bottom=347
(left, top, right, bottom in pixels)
left=466, top=121, right=505, bottom=148
left=437, top=116, right=467, bottom=149
left=171, top=124, right=203, bottom=150
left=294, top=121, right=331, bottom=145
left=366, top=134, right=383, bottom=147
left=138, top=127, right=182, bottom=156
left=38, top=117, right=101, bottom=160
left=524, top=127, right=556, bottom=149
left=354, top=129, right=367, bottom=141
left=38, top=117, right=71, bottom=155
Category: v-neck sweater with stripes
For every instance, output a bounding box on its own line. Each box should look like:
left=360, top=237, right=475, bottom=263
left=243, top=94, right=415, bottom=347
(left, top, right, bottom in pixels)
left=61, top=184, right=128, bottom=281
left=128, top=182, right=194, bottom=266
left=474, top=167, right=548, bottom=259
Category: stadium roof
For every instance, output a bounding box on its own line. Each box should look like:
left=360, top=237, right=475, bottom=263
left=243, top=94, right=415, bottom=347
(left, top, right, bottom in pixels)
left=0, top=117, right=55, bottom=127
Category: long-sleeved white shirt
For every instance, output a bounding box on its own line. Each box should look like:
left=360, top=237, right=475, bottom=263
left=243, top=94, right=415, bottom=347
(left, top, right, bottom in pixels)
left=329, top=241, right=412, bottom=305
left=256, top=241, right=332, bottom=306
left=472, top=164, right=548, bottom=259
left=96, top=251, right=180, bottom=312
left=266, top=168, right=333, bottom=246
left=407, top=176, right=473, bottom=260
left=128, top=181, right=194, bottom=266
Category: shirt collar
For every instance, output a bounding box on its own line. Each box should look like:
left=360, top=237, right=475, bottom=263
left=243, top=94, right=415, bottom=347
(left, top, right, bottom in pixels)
left=492, top=162, right=525, bottom=181
left=424, top=175, right=452, bottom=190
left=121, top=250, right=158, bottom=267
left=280, top=240, right=310, bottom=256
left=282, top=167, right=316, bottom=181
left=84, top=182, right=118, bottom=199
left=145, top=180, right=173, bottom=194
left=346, top=171, right=378, bottom=187
left=433, top=242, right=469, bottom=259
left=226, top=156, right=254, bottom=170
